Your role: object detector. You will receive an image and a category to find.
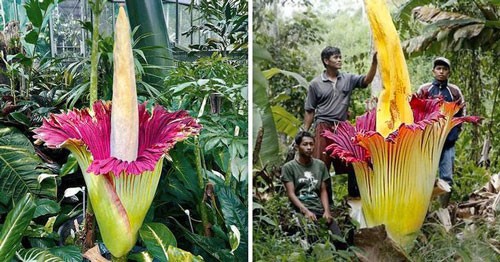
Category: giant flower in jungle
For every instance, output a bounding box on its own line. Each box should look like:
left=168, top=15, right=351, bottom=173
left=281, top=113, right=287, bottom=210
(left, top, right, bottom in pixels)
left=324, top=96, right=479, bottom=247
left=34, top=6, right=201, bottom=259
left=323, top=0, right=480, bottom=248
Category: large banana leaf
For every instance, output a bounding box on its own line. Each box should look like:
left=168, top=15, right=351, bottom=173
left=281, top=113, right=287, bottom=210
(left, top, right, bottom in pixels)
left=253, top=45, right=280, bottom=168
left=0, top=125, right=57, bottom=201
left=271, top=105, right=302, bottom=138
left=400, top=4, right=500, bottom=54
left=263, top=67, right=308, bottom=90
left=0, top=193, right=36, bottom=261
left=126, top=0, right=174, bottom=86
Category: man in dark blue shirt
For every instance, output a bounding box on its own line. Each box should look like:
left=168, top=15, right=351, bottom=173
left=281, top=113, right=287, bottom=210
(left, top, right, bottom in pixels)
left=418, top=57, right=465, bottom=206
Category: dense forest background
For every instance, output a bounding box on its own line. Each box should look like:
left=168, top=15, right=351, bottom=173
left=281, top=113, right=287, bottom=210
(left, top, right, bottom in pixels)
left=253, top=0, right=499, bottom=260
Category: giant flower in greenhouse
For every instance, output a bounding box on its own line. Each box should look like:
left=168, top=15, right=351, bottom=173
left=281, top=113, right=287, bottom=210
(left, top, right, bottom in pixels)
left=34, top=6, right=200, bottom=259
left=322, top=0, right=480, bottom=248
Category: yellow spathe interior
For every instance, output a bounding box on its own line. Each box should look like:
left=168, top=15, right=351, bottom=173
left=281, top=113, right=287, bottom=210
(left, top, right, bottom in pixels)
left=110, top=5, right=139, bottom=161
left=365, top=0, right=414, bottom=138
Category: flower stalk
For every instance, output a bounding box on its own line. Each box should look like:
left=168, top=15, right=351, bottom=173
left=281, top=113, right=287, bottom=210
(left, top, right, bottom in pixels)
left=89, top=0, right=105, bottom=105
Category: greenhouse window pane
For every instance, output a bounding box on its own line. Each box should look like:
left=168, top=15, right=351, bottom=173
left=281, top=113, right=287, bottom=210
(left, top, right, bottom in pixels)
left=51, top=0, right=86, bottom=57
left=178, top=4, right=191, bottom=47
left=163, top=2, right=177, bottom=43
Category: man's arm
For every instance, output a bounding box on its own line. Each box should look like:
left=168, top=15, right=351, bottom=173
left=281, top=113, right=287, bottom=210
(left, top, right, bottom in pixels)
left=304, top=110, right=315, bottom=131
left=363, top=52, right=378, bottom=86
left=284, top=181, right=317, bottom=221
left=320, top=181, right=332, bottom=223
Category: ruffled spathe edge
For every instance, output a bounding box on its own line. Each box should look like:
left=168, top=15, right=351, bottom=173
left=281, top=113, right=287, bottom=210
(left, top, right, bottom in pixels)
left=34, top=100, right=201, bottom=176
left=323, top=95, right=480, bottom=164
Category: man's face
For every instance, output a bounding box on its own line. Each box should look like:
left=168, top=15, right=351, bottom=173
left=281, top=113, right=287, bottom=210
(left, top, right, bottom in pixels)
left=324, top=54, right=342, bottom=69
left=297, top=137, right=314, bottom=157
left=432, top=65, right=450, bottom=81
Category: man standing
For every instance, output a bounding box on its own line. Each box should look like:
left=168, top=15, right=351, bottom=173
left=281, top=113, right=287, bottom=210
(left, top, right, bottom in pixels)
left=281, top=131, right=342, bottom=237
left=303, top=46, right=378, bottom=198
left=418, top=57, right=465, bottom=206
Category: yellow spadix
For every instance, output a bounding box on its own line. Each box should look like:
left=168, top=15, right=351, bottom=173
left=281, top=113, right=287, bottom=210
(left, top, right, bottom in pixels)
left=366, top=0, right=414, bottom=138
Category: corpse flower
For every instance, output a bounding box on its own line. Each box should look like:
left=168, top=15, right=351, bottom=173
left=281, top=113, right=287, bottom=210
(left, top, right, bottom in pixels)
left=34, top=6, right=201, bottom=260
left=323, top=0, right=480, bottom=248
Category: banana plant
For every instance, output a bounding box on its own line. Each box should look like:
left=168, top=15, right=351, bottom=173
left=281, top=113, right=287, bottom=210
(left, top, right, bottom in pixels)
left=324, top=0, right=480, bottom=248
left=126, top=0, right=174, bottom=87
left=33, top=6, right=201, bottom=260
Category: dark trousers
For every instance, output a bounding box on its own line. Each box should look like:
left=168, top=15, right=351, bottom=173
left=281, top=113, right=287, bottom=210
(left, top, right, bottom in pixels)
left=314, top=122, right=360, bottom=198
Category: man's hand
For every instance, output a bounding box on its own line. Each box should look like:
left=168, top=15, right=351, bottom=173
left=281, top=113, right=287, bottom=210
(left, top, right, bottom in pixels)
left=364, top=51, right=378, bottom=85
left=303, top=209, right=317, bottom=221
left=322, top=211, right=332, bottom=223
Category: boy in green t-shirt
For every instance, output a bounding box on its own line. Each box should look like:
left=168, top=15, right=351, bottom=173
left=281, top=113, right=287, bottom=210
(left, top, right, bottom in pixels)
left=281, top=131, right=343, bottom=239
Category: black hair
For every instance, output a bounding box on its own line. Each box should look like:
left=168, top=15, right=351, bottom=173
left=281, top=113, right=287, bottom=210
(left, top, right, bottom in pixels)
left=321, top=46, right=341, bottom=67
left=294, top=131, right=314, bottom=145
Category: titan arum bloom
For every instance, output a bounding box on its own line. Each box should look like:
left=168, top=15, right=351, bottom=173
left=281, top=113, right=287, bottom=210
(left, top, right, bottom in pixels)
left=34, top=6, right=201, bottom=259
left=323, top=0, right=479, bottom=248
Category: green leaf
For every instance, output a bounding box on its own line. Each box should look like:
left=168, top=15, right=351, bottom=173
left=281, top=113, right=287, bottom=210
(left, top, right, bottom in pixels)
left=24, top=30, right=39, bottom=45
left=39, top=0, right=54, bottom=11
left=278, top=69, right=309, bottom=89
left=48, top=246, right=82, bottom=262
left=172, top=219, right=234, bottom=262
left=161, top=146, right=203, bottom=205
left=9, top=112, right=31, bottom=126
left=0, top=125, right=57, bottom=201
left=0, top=193, right=36, bottom=261
left=271, top=105, right=302, bottom=138
left=139, top=223, right=177, bottom=262
left=167, top=246, right=204, bottom=262
left=215, top=186, right=247, bottom=258
left=263, top=68, right=308, bottom=89
left=24, top=0, right=43, bottom=28
left=252, top=64, right=281, bottom=168
left=253, top=44, right=273, bottom=63
left=128, top=251, right=154, bottom=262
left=34, top=199, right=60, bottom=218
left=59, top=154, right=79, bottom=177
left=15, top=247, right=64, bottom=262
left=204, top=137, right=221, bottom=152
left=228, top=225, right=240, bottom=254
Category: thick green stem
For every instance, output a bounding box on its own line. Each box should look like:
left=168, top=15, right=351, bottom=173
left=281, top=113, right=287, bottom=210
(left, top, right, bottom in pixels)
left=194, top=137, right=210, bottom=236
left=89, top=0, right=104, bottom=105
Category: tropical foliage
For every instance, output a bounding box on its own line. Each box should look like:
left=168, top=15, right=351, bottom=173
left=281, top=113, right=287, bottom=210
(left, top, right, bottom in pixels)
left=1, top=0, right=247, bottom=261
left=253, top=0, right=499, bottom=260
left=184, top=0, right=248, bottom=54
